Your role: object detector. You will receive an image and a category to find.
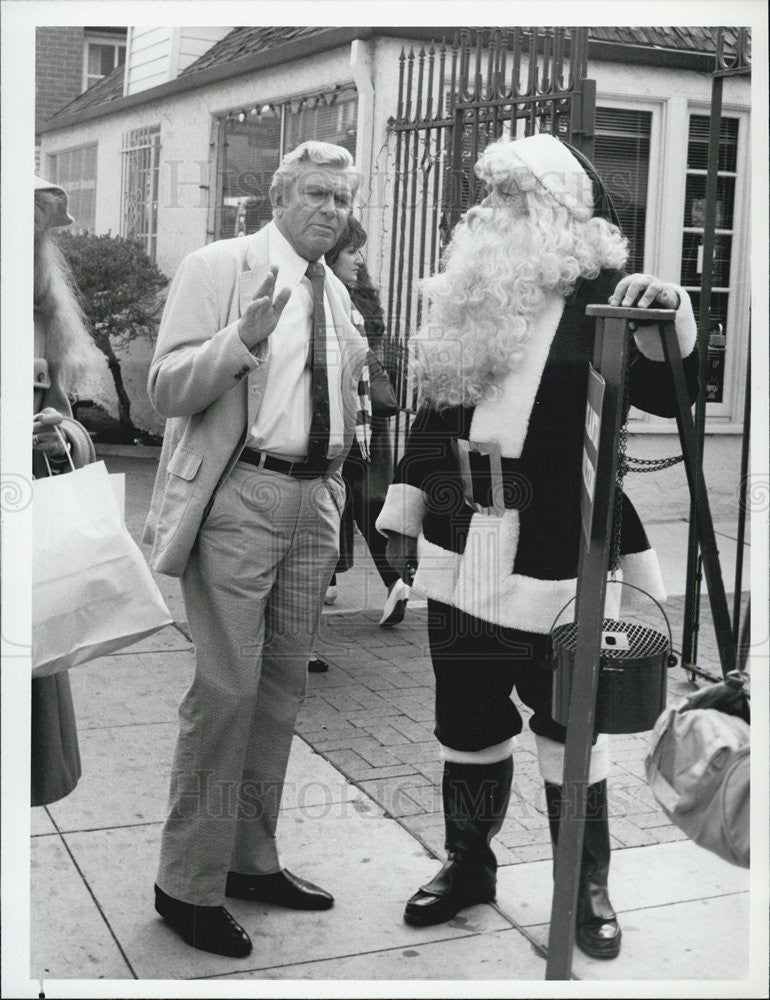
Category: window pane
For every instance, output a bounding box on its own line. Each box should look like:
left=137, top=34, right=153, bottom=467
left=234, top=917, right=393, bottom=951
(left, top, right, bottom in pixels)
left=681, top=233, right=732, bottom=287
left=593, top=107, right=652, bottom=274
left=686, top=115, right=739, bottom=172
left=116, top=45, right=126, bottom=67
left=47, top=144, right=97, bottom=233
left=684, top=174, right=736, bottom=229
left=121, top=127, right=160, bottom=258
left=221, top=115, right=281, bottom=237
left=688, top=290, right=729, bottom=402
left=284, top=92, right=358, bottom=156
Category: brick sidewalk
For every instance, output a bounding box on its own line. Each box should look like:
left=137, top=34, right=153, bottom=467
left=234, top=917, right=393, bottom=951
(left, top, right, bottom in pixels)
left=302, top=594, right=746, bottom=868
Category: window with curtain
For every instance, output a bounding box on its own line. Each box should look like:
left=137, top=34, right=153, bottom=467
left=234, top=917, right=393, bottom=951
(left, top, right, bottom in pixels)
left=592, top=107, right=653, bottom=275
left=46, top=144, right=98, bottom=234
left=215, top=88, right=358, bottom=240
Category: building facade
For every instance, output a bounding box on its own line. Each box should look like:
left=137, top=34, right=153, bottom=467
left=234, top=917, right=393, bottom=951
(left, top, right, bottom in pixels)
left=37, top=26, right=752, bottom=440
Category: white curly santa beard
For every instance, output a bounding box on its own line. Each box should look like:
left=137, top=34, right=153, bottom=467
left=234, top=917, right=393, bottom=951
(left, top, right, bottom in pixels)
left=415, top=207, right=560, bottom=409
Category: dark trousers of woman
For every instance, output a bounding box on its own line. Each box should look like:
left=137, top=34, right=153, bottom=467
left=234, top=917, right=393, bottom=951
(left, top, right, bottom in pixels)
left=337, top=468, right=400, bottom=590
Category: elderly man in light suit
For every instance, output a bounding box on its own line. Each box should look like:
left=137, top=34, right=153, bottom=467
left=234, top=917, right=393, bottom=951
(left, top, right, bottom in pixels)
left=144, top=141, right=368, bottom=958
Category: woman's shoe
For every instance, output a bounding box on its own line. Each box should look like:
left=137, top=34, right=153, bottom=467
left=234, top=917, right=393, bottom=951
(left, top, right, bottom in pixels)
left=380, top=578, right=410, bottom=627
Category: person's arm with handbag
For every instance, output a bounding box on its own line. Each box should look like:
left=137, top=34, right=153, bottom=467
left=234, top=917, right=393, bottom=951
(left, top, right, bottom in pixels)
left=366, top=349, right=399, bottom=418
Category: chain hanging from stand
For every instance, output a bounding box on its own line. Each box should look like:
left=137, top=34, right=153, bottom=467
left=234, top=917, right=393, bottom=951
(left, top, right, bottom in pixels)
left=626, top=453, right=684, bottom=472
left=609, top=377, right=628, bottom=577
left=611, top=348, right=687, bottom=575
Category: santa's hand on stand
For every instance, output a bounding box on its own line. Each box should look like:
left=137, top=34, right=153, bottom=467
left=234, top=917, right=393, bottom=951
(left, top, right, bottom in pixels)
left=609, top=274, right=680, bottom=310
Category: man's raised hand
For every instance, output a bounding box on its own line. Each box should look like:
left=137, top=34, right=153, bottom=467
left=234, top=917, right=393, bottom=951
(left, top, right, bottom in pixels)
left=238, top=266, right=292, bottom=350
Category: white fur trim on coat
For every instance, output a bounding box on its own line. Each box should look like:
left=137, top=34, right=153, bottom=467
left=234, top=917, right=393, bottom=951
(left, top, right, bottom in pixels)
left=633, top=285, right=697, bottom=362
left=412, top=535, right=461, bottom=605
left=470, top=292, right=564, bottom=458
left=536, top=733, right=611, bottom=784
left=376, top=483, right=427, bottom=538
left=440, top=738, right=515, bottom=764
left=498, top=573, right=578, bottom=634
left=618, top=548, right=667, bottom=604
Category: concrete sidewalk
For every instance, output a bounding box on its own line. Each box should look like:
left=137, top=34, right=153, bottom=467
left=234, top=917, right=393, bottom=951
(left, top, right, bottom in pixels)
left=23, top=451, right=762, bottom=996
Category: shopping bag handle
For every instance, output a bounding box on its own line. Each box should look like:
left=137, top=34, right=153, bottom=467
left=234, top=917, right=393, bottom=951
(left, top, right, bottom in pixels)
left=40, top=420, right=95, bottom=475
left=547, top=579, right=674, bottom=664
left=42, top=424, right=78, bottom=477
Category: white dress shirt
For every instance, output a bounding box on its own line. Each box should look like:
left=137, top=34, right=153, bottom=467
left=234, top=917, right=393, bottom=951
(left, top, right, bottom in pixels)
left=246, top=223, right=345, bottom=460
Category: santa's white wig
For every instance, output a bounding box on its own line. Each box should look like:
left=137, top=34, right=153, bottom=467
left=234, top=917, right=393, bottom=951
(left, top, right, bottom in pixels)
left=414, top=134, right=628, bottom=409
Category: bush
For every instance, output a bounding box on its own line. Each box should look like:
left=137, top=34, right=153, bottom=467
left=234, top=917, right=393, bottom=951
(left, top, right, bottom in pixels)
left=59, top=233, right=168, bottom=436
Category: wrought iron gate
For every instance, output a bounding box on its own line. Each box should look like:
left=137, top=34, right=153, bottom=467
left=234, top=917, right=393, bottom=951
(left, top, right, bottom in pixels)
left=382, top=27, right=596, bottom=456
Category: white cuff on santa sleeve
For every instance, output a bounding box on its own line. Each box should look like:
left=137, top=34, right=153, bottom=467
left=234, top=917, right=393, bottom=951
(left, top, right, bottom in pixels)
left=633, top=285, right=697, bottom=362
left=375, top=483, right=427, bottom=538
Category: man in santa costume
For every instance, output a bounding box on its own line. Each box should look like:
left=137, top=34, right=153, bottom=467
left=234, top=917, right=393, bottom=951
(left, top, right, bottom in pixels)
left=377, top=133, right=699, bottom=959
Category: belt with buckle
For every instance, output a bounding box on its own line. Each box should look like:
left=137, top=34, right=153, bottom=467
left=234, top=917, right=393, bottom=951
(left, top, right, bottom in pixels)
left=239, top=447, right=330, bottom=479
left=453, top=439, right=506, bottom=516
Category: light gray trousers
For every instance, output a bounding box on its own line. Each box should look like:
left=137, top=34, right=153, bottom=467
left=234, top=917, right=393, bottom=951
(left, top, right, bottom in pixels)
left=156, top=463, right=343, bottom=905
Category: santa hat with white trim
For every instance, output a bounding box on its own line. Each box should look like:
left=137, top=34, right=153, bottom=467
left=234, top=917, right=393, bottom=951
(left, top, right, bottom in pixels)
left=474, top=133, right=596, bottom=221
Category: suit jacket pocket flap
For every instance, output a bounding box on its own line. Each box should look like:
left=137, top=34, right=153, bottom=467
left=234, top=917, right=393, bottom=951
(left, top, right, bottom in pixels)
left=167, top=447, right=203, bottom=480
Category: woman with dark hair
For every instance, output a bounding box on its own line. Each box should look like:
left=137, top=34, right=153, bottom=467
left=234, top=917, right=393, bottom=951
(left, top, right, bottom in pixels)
left=32, top=177, right=104, bottom=804
left=323, top=218, right=405, bottom=629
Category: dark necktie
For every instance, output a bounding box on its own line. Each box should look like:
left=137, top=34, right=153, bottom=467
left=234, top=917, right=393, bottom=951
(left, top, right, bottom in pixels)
left=305, top=262, right=330, bottom=470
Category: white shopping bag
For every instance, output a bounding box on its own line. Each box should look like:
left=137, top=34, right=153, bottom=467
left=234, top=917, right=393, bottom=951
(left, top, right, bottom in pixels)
left=32, top=460, right=173, bottom=677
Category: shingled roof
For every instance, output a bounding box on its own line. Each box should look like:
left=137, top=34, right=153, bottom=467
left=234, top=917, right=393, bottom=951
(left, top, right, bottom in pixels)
left=178, top=26, right=332, bottom=75
left=43, top=25, right=738, bottom=127
left=181, top=24, right=728, bottom=77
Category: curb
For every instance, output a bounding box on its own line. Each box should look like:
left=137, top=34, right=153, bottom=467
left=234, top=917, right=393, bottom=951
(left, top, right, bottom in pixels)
left=95, top=443, right=162, bottom=459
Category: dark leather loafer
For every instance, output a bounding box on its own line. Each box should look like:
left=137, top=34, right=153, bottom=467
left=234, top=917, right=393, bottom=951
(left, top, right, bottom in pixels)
left=226, top=869, right=334, bottom=910
left=154, top=884, right=252, bottom=958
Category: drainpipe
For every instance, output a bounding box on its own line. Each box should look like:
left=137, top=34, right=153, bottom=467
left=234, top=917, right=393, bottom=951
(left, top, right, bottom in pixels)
left=350, top=39, right=375, bottom=237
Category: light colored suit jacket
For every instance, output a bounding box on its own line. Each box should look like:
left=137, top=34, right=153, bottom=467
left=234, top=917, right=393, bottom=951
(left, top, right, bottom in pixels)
left=143, top=225, right=368, bottom=577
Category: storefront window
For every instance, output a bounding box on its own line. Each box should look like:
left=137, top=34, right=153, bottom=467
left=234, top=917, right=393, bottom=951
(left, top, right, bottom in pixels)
left=215, top=88, right=358, bottom=240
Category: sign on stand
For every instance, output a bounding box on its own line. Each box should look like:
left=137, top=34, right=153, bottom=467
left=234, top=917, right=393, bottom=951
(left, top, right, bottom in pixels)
left=581, top=366, right=605, bottom=547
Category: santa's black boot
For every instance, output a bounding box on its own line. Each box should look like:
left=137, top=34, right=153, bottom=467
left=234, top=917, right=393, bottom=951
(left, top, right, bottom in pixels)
left=404, top=757, right=513, bottom=926
left=545, top=779, right=622, bottom=959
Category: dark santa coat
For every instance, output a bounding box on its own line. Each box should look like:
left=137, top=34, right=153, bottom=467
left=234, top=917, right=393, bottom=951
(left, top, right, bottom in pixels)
left=376, top=269, right=699, bottom=634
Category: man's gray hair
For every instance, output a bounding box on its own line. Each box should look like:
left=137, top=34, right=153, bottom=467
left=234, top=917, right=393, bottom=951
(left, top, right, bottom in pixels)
left=270, top=141, right=360, bottom=206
